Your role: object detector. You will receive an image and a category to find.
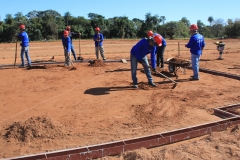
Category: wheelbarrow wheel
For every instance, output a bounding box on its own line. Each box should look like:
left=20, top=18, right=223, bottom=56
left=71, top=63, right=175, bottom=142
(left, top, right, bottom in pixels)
left=168, top=65, right=175, bottom=73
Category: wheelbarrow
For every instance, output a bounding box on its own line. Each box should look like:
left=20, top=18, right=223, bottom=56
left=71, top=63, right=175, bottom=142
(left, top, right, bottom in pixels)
left=164, top=57, right=191, bottom=79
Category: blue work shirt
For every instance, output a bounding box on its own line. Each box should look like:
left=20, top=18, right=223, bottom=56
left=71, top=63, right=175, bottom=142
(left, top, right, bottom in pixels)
left=161, top=37, right=167, bottom=47
left=186, top=33, right=205, bottom=55
left=17, top=31, right=29, bottom=47
left=93, top=33, right=104, bottom=47
left=131, top=38, right=157, bottom=69
left=62, top=35, right=71, bottom=52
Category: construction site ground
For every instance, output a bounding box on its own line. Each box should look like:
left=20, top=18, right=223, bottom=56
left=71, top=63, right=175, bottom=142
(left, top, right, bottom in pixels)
left=0, top=39, right=239, bottom=159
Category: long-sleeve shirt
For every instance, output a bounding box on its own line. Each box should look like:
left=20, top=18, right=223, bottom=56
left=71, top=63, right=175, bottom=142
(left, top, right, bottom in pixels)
left=131, top=38, right=157, bottom=68
left=62, top=35, right=71, bottom=52
left=93, top=33, right=104, bottom=47
left=186, top=33, right=205, bottom=55
left=17, top=31, right=29, bottom=47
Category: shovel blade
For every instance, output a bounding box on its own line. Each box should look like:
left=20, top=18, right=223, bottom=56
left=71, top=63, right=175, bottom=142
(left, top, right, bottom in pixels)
left=121, top=59, right=127, bottom=63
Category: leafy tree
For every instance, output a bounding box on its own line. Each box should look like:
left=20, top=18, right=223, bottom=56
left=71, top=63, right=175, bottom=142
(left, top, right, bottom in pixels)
left=212, top=18, right=225, bottom=38
left=165, top=21, right=178, bottom=39
left=180, top=17, right=190, bottom=27
left=197, top=20, right=205, bottom=34
left=175, top=21, right=189, bottom=38
left=132, top=18, right=143, bottom=31
left=145, top=12, right=153, bottom=30
left=225, top=19, right=240, bottom=38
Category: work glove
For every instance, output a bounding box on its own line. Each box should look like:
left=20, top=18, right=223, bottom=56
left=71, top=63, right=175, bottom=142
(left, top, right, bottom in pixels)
left=138, top=60, right=143, bottom=64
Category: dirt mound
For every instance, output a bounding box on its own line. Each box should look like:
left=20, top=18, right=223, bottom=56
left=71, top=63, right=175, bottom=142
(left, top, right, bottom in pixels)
left=88, top=59, right=106, bottom=67
left=168, top=58, right=190, bottom=64
left=121, top=148, right=154, bottom=159
left=4, top=116, right=67, bottom=143
left=138, top=82, right=151, bottom=90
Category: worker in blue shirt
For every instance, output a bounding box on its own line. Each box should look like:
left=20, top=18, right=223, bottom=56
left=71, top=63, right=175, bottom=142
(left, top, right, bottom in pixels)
left=17, top=24, right=31, bottom=68
left=93, top=27, right=106, bottom=60
left=66, top=26, right=80, bottom=60
left=147, top=31, right=167, bottom=70
left=62, top=30, right=72, bottom=66
left=130, top=34, right=162, bottom=88
left=185, top=24, right=205, bottom=80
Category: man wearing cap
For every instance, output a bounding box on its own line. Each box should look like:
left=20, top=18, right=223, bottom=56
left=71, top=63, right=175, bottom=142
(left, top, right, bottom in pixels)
left=17, top=24, right=32, bottom=68
left=185, top=24, right=205, bottom=81
left=93, top=27, right=106, bottom=60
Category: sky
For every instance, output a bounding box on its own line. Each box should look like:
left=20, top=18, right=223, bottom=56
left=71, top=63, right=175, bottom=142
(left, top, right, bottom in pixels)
left=0, top=0, right=239, bottom=25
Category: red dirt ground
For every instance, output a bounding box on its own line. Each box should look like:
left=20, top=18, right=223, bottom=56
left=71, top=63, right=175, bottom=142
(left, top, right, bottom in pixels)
left=0, top=39, right=240, bottom=159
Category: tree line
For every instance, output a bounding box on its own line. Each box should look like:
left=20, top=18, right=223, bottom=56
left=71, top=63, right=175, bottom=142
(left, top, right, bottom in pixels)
left=0, top=10, right=240, bottom=42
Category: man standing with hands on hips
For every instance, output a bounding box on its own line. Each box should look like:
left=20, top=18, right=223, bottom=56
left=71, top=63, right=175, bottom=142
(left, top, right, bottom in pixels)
left=185, top=24, right=205, bottom=81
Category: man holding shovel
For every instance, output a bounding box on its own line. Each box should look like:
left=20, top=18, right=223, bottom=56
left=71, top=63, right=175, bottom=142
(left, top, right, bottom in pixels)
left=93, top=27, right=106, bottom=60
left=66, top=26, right=80, bottom=60
left=130, top=34, right=162, bottom=88
left=62, top=30, right=71, bottom=66
left=16, top=24, right=32, bottom=68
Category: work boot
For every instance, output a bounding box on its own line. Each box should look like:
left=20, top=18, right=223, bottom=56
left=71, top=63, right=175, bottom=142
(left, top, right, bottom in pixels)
left=148, top=81, right=157, bottom=87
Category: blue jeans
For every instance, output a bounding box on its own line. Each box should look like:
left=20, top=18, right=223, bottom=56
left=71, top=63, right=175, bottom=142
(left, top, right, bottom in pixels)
left=191, top=54, right=201, bottom=79
left=130, top=53, right=153, bottom=85
left=71, top=44, right=77, bottom=60
left=21, top=46, right=31, bottom=66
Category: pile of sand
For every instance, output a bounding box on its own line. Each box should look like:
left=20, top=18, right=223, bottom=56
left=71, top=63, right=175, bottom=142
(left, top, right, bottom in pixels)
left=88, top=59, right=106, bottom=67
left=4, top=116, right=67, bottom=143
left=168, top=58, right=190, bottom=65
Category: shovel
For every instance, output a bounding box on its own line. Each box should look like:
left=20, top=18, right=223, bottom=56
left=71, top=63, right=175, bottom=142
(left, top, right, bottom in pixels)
left=69, top=60, right=77, bottom=70
left=77, top=33, right=84, bottom=60
left=14, top=39, right=17, bottom=68
left=141, top=62, right=177, bottom=88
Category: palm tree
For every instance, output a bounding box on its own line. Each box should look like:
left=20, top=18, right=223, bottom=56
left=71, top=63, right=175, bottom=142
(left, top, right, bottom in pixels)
left=160, top=16, right=166, bottom=25
left=208, top=16, right=214, bottom=26
left=152, top=14, right=160, bottom=31
left=64, top=12, right=71, bottom=26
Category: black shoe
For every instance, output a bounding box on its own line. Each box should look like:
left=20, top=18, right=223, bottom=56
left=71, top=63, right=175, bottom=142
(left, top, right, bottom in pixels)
left=189, top=77, right=199, bottom=81
left=19, top=65, right=25, bottom=68
left=148, top=81, right=157, bottom=87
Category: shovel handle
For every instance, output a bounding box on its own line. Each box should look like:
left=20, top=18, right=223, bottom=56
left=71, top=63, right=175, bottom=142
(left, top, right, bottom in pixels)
left=141, top=62, right=177, bottom=84
left=14, top=40, right=17, bottom=68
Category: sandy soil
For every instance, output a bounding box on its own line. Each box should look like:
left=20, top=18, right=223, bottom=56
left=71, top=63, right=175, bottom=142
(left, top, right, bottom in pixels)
left=0, top=38, right=239, bottom=159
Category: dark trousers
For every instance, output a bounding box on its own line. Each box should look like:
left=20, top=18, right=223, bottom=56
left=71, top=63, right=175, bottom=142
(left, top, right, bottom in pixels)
left=157, top=46, right=166, bottom=68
